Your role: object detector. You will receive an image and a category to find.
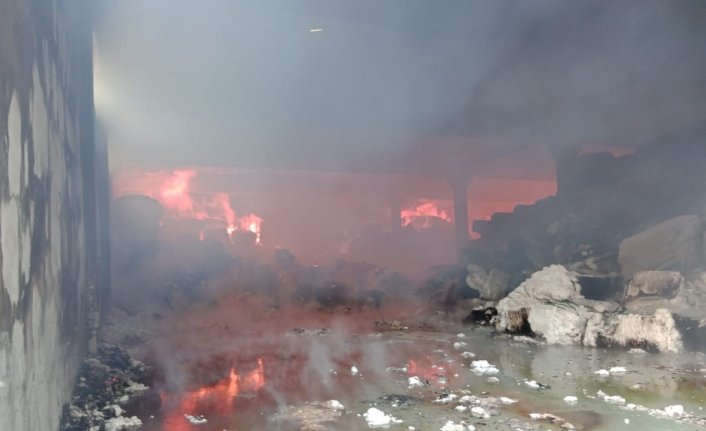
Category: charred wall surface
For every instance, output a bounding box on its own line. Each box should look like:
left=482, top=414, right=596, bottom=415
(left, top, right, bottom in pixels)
left=0, top=0, right=107, bottom=430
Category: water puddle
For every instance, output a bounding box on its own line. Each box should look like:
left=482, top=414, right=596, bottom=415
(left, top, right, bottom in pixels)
left=129, top=325, right=706, bottom=431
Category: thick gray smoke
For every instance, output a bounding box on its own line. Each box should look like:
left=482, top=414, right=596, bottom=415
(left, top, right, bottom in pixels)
left=93, top=0, right=706, bottom=174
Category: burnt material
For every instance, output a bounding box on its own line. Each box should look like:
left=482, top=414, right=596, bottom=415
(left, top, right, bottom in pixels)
left=60, top=343, right=151, bottom=431
left=503, top=308, right=534, bottom=335
left=463, top=307, right=498, bottom=326
left=577, top=275, right=624, bottom=301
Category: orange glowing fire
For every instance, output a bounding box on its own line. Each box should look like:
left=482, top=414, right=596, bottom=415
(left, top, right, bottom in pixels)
left=162, top=358, right=265, bottom=428
left=401, top=199, right=453, bottom=228
left=160, top=169, right=197, bottom=213
left=239, top=214, right=263, bottom=244
left=114, top=168, right=263, bottom=244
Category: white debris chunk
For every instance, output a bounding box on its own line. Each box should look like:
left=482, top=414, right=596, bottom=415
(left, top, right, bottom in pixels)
left=594, top=369, right=610, bottom=377
left=624, top=418, right=630, bottom=424
left=461, top=351, right=476, bottom=359
left=326, top=400, right=345, bottom=411
left=524, top=380, right=540, bottom=389
left=107, top=405, right=123, bottom=417
left=470, top=360, right=499, bottom=375
left=455, top=405, right=468, bottom=412
left=603, top=394, right=626, bottom=404
left=609, top=366, right=627, bottom=375
left=500, top=397, right=518, bottom=404
left=363, top=407, right=402, bottom=428
left=408, top=376, right=424, bottom=388
left=434, top=393, right=458, bottom=404
left=105, top=416, right=142, bottom=431
left=487, top=376, right=499, bottom=383
left=351, top=366, right=360, bottom=376
left=563, top=396, right=578, bottom=405
left=125, top=381, right=149, bottom=393
left=453, top=341, right=468, bottom=350
left=457, top=333, right=466, bottom=338
left=624, top=403, right=648, bottom=412
left=441, top=420, right=475, bottom=431
left=663, top=405, right=685, bottom=417
left=471, top=406, right=490, bottom=419
left=184, top=414, right=208, bottom=425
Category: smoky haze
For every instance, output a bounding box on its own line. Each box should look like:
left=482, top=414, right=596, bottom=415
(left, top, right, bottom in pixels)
left=93, top=0, right=706, bottom=174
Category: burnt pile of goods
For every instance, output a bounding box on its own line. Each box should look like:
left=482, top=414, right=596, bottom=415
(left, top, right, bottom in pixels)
left=61, top=344, right=151, bottom=431
left=446, top=140, right=706, bottom=352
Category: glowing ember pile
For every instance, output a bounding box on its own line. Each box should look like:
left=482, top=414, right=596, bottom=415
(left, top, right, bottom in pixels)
left=401, top=199, right=453, bottom=228
left=114, top=168, right=263, bottom=243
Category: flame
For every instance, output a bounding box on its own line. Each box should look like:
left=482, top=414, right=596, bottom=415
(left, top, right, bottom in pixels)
left=162, top=358, right=266, bottom=429
left=401, top=199, right=453, bottom=228
left=239, top=214, right=263, bottom=244
left=113, top=168, right=263, bottom=244
left=160, top=169, right=196, bottom=213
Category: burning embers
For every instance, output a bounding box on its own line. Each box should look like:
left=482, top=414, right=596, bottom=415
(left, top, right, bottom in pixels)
left=401, top=199, right=453, bottom=229
left=114, top=168, right=263, bottom=244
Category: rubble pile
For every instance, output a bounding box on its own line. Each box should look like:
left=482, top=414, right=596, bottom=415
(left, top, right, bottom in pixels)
left=60, top=344, right=150, bottom=431
left=471, top=264, right=685, bottom=352
left=454, top=142, right=706, bottom=353
left=471, top=142, right=706, bottom=282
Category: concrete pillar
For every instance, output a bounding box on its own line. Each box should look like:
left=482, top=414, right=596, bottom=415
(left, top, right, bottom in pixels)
left=450, top=179, right=469, bottom=259
left=390, top=195, right=402, bottom=233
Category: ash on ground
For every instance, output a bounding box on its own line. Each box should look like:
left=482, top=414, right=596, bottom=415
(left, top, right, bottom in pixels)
left=60, top=343, right=150, bottom=431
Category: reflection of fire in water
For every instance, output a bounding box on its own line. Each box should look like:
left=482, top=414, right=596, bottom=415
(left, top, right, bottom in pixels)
left=401, top=199, right=453, bottom=228
left=114, top=168, right=263, bottom=244
left=161, top=358, right=265, bottom=429
left=407, top=357, right=453, bottom=385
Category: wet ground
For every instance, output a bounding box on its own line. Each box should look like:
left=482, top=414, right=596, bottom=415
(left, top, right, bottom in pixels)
left=122, top=304, right=706, bottom=431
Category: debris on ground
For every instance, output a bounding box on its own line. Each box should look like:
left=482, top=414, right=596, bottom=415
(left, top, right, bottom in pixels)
left=528, top=412, right=574, bottom=429
left=289, top=327, right=332, bottom=336
left=362, top=407, right=403, bottom=428
left=470, top=360, right=499, bottom=375
left=377, top=394, right=418, bottom=408
left=60, top=343, right=150, bottom=431
left=271, top=400, right=346, bottom=431
left=374, top=319, right=410, bottom=331
left=440, top=420, right=476, bottom=430
left=184, top=413, right=207, bottom=425
left=408, top=376, right=424, bottom=388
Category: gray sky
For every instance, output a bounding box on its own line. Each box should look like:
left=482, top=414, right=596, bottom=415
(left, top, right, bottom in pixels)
left=94, top=0, right=706, bottom=174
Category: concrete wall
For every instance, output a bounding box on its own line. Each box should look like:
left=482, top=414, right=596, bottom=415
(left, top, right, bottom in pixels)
left=0, top=0, right=107, bottom=430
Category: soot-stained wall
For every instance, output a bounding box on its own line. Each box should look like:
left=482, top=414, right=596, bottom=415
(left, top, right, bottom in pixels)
left=0, top=0, right=107, bottom=430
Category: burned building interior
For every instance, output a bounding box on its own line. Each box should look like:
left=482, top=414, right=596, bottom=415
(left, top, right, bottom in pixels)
left=3, top=1, right=706, bottom=430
